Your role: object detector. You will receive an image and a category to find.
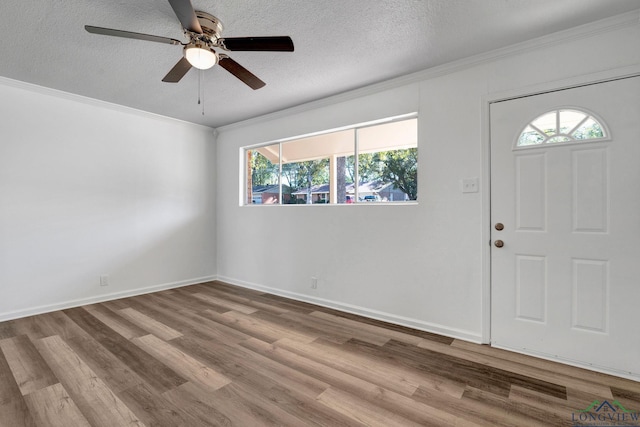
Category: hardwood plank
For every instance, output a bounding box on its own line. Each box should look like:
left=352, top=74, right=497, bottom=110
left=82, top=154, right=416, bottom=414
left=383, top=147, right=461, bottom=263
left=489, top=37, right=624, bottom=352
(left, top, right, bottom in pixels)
left=0, top=340, right=24, bottom=405
left=242, top=339, right=546, bottom=427
left=0, top=320, right=16, bottom=340
left=284, top=311, right=390, bottom=346
left=565, top=387, right=614, bottom=407
left=343, top=338, right=467, bottom=398
left=23, top=383, right=91, bottom=427
left=273, top=311, right=358, bottom=344
left=385, top=339, right=565, bottom=399
left=274, top=337, right=420, bottom=396
left=0, top=396, right=37, bottom=427
left=117, top=307, right=182, bottom=340
left=98, top=298, right=131, bottom=311
left=222, top=309, right=319, bottom=343
left=198, top=308, right=303, bottom=343
left=209, top=381, right=318, bottom=426
left=117, top=382, right=205, bottom=427
left=323, top=310, right=455, bottom=345
left=127, top=295, right=251, bottom=344
left=0, top=335, right=58, bottom=395
left=413, top=385, right=526, bottom=427
left=611, top=386, right=640, bottom=409
left=131, top=334, right=231, bottom=392
left=203, top=281, right=266, bottom=298
left=148, top=288, right=232, bottom=314
left=65, top=334, right=143, bottom=394
left=33, top=335, right=144, bottom=427
left=509, top=385, right=583, bottom=423
left=63, top=307, right=187, bottom=394
left=171, top=334, right=330, bottom=399
left=244, top=339, right=477, bottom=427
left=0, top=346, right=36, bottom=427
left=30, top=311, right=88, bottom=340
left=162, top=381, right=304, bottom=427
left=359, top=385, right=482, bottom=427
left=241, top=337, right=385, bottom=396
left=243, top=337, right=493, bottom=427
left=83, top=304, right=148, bottom=340
left=317, top=387, right=423, bottom=427
left=239, top=289, right=323, bottom=314
left=258, top=386, right=360, bottom=427
left=168, top=338, right=355, bottom=427
left=159, top=382, right=236, bottom=426
left=9, top=317, right=50, bottom=341
left=240, top=336, right=472, bottom=427
left=452, top=339, right=640, bottom=393
left=253, top=309, right=355, bottom=345
left=418, top=336, right=605, bottom=398
left=311, top=311, right=425, bottom=345
left=463, top=386, right=571, bottom=426
left=185, top=285, right=290, bottom=315
left=191, top=292, right=258, bottom=314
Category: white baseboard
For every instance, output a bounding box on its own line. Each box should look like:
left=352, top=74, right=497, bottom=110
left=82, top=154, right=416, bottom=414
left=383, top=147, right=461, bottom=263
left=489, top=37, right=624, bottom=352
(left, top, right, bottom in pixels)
left=0, top=275, right=218, bottom=322
left=216, top=275, right=483, bottom=344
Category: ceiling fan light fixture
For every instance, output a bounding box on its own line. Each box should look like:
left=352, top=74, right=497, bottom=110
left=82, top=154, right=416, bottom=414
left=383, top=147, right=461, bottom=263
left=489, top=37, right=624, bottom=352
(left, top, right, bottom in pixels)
left=184, top=42, right=218, bottom=70
left=85, top=1, right=293, bottom=88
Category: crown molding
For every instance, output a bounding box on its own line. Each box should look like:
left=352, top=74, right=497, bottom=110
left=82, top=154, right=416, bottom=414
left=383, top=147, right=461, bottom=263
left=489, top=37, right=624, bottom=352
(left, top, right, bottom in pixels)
left=218, top=9, right=640, bottom=133
left=0, top=76, right=215, bottom=133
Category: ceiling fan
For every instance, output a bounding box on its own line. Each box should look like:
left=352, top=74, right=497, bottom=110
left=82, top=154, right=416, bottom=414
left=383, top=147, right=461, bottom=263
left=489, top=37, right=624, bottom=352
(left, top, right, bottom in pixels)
left=85, top=0, right=294, bottom=90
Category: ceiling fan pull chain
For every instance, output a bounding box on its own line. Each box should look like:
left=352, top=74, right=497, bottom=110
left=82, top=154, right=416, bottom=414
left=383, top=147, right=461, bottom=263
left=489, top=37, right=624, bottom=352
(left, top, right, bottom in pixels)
left=197, top=69, right=201, bottom=106
left=200, top=70, right=205, bottom=115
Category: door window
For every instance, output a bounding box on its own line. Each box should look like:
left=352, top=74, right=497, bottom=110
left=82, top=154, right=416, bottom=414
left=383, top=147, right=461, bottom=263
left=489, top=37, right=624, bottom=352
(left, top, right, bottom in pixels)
left=516, top=108, right=608, bottom=148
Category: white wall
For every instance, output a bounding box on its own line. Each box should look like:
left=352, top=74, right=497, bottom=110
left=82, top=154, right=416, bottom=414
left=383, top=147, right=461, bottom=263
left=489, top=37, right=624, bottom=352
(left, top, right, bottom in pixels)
left=0, top=80, right=217, bottom=320
left=215, top=14, right=640, bottom=342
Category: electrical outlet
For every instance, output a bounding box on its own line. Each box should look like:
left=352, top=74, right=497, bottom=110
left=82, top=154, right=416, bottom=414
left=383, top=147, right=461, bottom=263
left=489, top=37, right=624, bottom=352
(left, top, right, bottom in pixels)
left=100, top=275, right=109, bottom=287
left=310, top=277, right=318, bottom=289
left=461, top=177, right=479, bottom=193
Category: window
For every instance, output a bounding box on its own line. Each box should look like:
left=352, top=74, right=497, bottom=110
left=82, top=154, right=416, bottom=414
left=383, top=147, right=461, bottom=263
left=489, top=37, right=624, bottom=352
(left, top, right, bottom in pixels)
left=246, top=143, right=279, bottom=204
left=244, top=115, right=418, bottom=205
left=516, top=108, right=607, bottom=148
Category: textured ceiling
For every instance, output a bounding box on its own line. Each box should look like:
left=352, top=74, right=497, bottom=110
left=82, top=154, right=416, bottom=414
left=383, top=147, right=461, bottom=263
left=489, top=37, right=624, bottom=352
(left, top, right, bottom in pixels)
left=1, top=0, right=639, bottom=128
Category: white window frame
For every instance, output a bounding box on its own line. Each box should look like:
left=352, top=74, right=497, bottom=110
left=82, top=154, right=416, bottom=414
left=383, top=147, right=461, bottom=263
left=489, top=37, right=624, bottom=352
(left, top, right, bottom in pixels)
left=242, top=112, right=419, bottom=206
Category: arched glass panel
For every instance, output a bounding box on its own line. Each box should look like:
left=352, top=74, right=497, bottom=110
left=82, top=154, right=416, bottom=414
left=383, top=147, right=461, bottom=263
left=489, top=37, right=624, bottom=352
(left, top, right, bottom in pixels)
left=572, top=117, right=604, bottom=140
left=518, top=126, right=545, bottom=146
left=516, top=109, right=607, bottom=148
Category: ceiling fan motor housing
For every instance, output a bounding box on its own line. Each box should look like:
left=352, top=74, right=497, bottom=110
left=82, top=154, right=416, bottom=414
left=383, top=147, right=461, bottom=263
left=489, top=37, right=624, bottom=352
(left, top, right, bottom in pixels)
left=195, top=11, right=223, bottom=40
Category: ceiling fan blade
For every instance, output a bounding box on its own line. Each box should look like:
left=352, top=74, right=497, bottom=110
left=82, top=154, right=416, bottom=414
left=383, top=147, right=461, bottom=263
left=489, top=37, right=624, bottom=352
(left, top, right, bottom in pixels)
left=162, top=57, right=192, bottom=83
left=167, top=0, right=202, bottom=33
left=219, top=56, right=266, bottom=90
left=85, top=25, right=182, bottom=45
left=220, top=36, right=294, bottom=52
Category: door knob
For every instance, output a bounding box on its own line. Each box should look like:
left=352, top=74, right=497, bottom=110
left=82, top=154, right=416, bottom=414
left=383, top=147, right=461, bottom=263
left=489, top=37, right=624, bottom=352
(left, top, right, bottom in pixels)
left=494, top=240, right=504, bottom=248
left=495, top=223, right=504, bottom=231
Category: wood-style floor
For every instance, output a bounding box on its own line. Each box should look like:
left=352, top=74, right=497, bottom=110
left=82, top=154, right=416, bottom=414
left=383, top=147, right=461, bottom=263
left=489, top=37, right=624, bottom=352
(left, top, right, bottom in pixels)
left=1, top=281, right=639, bottom=426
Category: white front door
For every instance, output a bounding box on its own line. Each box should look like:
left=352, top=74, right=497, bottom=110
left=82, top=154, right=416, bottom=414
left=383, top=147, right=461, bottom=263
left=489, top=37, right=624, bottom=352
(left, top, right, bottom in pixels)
left=490, top=77, right=640, bottom=379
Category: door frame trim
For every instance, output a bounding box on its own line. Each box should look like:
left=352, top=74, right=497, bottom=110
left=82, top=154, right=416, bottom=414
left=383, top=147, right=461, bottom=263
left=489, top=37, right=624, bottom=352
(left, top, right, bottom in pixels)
left=480, top=64, right=640, bottom=344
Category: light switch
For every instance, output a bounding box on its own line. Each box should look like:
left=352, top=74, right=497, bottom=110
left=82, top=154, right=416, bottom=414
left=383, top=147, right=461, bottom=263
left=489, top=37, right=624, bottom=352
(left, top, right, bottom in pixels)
left=461, top=177, right=479, bottom=193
